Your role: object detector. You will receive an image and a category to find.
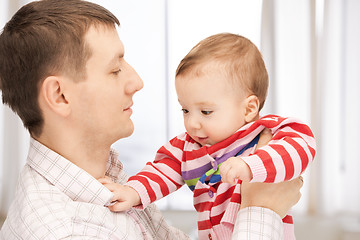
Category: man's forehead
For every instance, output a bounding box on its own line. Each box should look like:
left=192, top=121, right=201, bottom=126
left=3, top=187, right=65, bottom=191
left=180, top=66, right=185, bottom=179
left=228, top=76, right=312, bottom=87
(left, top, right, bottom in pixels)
left=84, top=24, right=122, bottom=44
left=84, top=25, right=124, bottom=60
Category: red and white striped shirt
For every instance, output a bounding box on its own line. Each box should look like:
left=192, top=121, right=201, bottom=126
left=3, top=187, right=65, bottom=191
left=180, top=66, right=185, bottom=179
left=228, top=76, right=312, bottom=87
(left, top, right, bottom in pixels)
left=126, top=115, right=316, bottom=239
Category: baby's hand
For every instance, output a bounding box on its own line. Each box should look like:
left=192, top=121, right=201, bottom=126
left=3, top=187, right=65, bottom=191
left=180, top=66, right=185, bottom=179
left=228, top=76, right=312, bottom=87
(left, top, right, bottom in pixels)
left=219, top=157, right=252, bottom=184
left=98, top=177, right=141, bottom=212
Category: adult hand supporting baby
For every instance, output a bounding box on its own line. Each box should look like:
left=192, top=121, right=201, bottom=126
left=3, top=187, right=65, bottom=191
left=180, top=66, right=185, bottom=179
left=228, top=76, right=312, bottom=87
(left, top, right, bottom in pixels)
left=240, top=177, right=303, bottom=219
left=240, top=127, right=303, bottom=218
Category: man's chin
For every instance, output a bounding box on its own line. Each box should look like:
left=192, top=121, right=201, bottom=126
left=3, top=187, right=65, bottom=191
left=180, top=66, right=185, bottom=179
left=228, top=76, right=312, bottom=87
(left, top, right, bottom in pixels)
left=118, top=122, right=134, bottom=139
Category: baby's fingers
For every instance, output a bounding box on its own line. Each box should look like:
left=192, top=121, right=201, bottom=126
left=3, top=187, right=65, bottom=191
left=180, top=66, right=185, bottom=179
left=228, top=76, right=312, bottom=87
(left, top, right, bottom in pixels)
left=102, top=183, right=125, bottom=201
left=219, top=163, right=229, bottom=177
left=220, top=165, right=236, bottom=184
left=108, top=201, right=133, bottom=212
left=223, top=172, right=237, bottom=184
left=98, top=176, right=113, bottom=185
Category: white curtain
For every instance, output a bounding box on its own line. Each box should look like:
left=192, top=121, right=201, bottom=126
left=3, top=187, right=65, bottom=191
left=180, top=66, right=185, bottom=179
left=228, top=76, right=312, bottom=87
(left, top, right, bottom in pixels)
left=262, top=0, right=360, bottom=218
left=318, top=0, right=360, bottom=217
left=263, top=0, right=360, bottom=230
left=261, top=0, right=314, bottom=214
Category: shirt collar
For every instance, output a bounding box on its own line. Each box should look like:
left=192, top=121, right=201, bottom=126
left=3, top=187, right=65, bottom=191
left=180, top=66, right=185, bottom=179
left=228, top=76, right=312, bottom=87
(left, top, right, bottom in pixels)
left=27, top=138, right=120, bottom=206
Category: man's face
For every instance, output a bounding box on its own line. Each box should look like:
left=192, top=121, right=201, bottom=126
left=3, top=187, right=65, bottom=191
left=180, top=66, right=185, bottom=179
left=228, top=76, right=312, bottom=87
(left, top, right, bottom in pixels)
left=69, top=25, right=143, bottom=145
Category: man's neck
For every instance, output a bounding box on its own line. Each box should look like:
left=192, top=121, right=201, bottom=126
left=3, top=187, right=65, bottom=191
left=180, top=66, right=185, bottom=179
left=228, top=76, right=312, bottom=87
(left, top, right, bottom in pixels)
left=35, top=133, right=110, bottom=179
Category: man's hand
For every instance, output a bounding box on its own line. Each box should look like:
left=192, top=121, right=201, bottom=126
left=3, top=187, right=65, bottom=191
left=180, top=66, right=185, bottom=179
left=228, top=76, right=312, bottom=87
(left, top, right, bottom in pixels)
left=98, top=177, right=141, bottom=212
left=256, top=128, right=273, bottom=150
left=240, top=177, right=304, bottom=218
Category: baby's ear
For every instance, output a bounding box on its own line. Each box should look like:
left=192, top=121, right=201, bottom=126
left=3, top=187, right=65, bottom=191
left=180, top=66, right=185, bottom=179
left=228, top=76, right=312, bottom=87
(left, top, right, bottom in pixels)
left=244, top=95, right=259, bottom=123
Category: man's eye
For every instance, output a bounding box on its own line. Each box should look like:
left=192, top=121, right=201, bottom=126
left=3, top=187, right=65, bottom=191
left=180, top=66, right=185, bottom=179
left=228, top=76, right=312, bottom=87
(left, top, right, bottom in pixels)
left=112, top=69, right=121, bottom=75
left=201, top=110, right=212, bottom=115
left=182, top=109, right=189, bottom=114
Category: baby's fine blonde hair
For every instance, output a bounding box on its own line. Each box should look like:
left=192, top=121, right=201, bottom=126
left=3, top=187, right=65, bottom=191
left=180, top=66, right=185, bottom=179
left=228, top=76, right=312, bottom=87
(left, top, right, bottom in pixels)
left=176, top=33, right=269, bottom=111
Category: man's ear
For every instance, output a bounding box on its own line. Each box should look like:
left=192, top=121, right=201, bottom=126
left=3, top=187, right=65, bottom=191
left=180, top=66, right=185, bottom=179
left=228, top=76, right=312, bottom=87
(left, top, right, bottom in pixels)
left=40, top=76, right=70, bottom=117
left=244, top=95, right=260, bottom=123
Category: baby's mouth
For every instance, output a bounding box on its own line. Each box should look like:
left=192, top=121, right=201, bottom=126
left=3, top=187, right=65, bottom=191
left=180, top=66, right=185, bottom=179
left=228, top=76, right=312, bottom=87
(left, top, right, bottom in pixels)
left=197, top=136, right=209, bottom=145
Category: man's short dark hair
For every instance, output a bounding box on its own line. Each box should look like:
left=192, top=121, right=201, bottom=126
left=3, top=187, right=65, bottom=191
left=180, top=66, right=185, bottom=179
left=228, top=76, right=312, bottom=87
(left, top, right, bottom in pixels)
left=0, top=0, right=120, bottom=137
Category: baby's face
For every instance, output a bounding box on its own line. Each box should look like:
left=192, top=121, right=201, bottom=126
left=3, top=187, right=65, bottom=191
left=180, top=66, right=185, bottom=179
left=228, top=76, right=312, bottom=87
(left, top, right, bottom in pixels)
left=175, top=67, right=248, bottom=147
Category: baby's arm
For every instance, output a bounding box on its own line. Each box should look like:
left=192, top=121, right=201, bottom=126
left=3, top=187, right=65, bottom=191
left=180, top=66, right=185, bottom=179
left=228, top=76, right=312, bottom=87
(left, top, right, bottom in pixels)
left=221, top=115, right=316, bottom=184
left=220, top=128, right=272, bottom=184
left=124, top=134, right=186, bottom=209
left=98, top=177, right=141, bottom=212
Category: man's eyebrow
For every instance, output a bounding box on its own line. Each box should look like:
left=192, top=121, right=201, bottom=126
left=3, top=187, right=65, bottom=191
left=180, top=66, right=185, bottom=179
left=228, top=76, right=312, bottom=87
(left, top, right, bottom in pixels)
left=107, top=53, right=124, bottom=68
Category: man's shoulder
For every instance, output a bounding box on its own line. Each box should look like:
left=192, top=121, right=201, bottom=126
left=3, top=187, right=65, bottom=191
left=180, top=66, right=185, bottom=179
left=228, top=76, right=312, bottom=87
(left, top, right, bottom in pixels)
left=1, top=165, right=73, bottom=239
left=16, top=164, right=66, bottom=201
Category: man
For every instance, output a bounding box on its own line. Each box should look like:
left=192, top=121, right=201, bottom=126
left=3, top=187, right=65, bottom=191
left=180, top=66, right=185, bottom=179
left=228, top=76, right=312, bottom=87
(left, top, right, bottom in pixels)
left=0, top=0, right=303, bottom=239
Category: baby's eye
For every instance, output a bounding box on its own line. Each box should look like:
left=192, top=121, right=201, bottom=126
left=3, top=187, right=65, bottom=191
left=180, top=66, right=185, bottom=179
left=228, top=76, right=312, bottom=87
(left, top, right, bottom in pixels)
left=201, top=110, right=213, bottom=115
left=182, top=109, right=189, bottom=114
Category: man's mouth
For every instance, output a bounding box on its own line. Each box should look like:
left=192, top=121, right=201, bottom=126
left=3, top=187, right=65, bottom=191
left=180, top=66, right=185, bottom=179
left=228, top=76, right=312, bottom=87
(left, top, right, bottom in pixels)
left=124, top=103, right=133, bottom=113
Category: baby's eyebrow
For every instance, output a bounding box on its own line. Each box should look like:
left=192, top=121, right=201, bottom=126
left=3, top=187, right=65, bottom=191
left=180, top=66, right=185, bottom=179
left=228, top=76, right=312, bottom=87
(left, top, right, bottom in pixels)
left=196, top=101, right=216, bottom=107
left=177, top=98, right=216, bottom=108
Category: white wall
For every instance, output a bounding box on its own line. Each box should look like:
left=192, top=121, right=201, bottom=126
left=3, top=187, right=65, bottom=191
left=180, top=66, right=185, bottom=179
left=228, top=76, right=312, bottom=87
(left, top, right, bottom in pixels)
left=0, top=0, right=30, bottom=218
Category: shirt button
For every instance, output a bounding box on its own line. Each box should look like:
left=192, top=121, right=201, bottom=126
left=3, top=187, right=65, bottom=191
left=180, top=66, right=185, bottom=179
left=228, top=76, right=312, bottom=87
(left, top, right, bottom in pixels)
left=208, top=190, right=214, bottom=198
left=208, top=233, right=212, bottom=240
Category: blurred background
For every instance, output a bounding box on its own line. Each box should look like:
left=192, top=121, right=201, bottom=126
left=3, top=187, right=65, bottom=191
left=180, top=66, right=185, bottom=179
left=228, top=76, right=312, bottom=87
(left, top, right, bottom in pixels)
left=1, top=0, right=359, bottom=239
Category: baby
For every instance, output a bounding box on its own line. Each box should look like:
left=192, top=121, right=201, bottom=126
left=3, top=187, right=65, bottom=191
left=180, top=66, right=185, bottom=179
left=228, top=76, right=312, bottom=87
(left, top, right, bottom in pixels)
left=100, top=33, right=316, bottom=240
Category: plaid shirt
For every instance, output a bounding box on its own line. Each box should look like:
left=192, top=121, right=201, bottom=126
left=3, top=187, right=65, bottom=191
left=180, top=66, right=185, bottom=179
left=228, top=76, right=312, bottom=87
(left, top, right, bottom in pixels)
left=232, top=207, right=284, bottom=240
left=0, top=138, right=189, bottom=240
left=0, top=138, right=286, bottom=240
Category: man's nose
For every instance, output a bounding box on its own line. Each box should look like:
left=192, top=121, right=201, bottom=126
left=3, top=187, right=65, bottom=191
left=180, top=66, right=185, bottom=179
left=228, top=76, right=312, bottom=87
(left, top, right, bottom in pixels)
left=125, top=66, right=144, bottom=95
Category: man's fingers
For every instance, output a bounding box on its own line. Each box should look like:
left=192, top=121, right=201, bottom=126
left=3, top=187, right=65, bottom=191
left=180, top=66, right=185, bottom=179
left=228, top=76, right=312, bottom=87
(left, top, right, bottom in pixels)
left=298, top=175, right=304, bottom=184
left=256, top=128, right=273, bottom=150
left=291, top=176, right=304, bottom=189
left=286, top=176, right=304, bottom=206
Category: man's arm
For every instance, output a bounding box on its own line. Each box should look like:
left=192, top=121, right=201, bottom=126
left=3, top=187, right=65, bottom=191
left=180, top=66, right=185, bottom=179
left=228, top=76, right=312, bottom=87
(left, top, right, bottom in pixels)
left=232, top=177, right=303, bottom=240
left=231, top=128, right=303, bottom=239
